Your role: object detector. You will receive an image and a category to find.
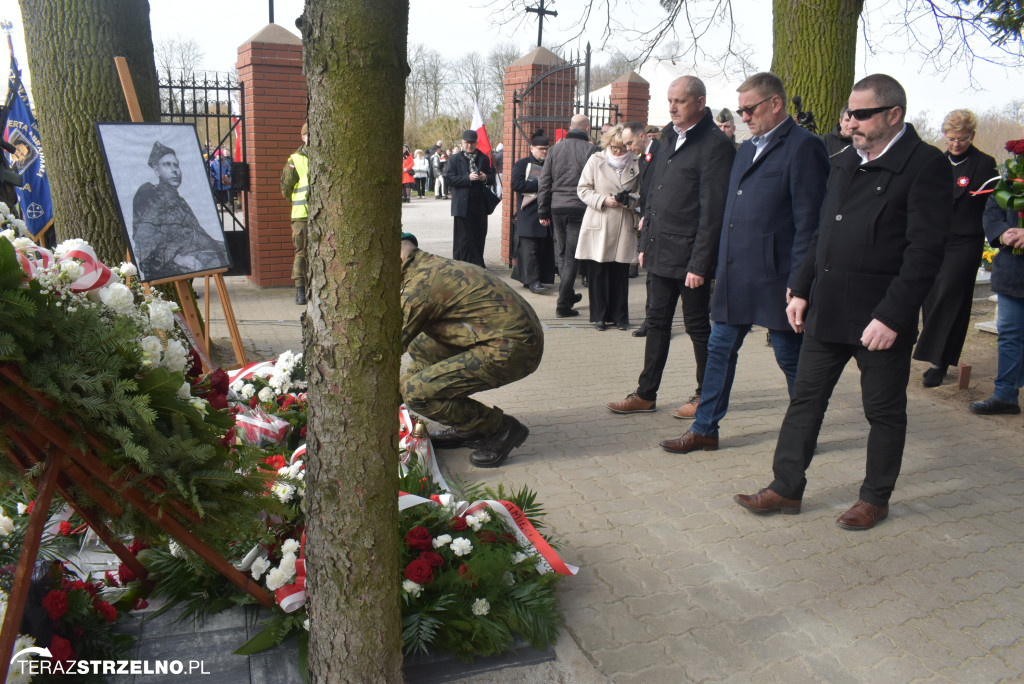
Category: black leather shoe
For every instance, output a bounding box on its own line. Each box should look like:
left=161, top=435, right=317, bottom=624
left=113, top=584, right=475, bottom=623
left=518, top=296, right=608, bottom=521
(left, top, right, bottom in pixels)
left=470, top=415, right=529, bottom=467
left=922, top=365, right=947, bottom=387
left=429, top=426, right=487, bottom=449
left=632, top=323, right=648, bottom=337
left=572, top=293, right=583, bottom=304
left=529, top=282, right=547, bottom=293
left=594, top=322, right=607, bottom=331
left=555, top=307, right=580, bottom=317
left=295, top=286, right=307, bottom=305
left=969, top=396, right=1021, bottom=415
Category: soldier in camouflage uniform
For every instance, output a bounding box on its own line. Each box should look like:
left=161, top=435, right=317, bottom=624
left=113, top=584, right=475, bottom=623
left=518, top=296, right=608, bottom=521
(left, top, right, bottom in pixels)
left=401, top=233, right=544, bottom=467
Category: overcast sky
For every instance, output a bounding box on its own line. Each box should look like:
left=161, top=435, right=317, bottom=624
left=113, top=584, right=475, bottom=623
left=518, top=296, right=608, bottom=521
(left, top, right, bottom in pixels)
left=2, top=0, right=1023, bottom=127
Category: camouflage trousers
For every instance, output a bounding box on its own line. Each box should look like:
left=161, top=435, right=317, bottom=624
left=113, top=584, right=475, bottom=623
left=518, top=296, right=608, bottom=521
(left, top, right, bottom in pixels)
left=292, top=219, right=308, bottom=285
left=401, top=333, right=543, bottom=433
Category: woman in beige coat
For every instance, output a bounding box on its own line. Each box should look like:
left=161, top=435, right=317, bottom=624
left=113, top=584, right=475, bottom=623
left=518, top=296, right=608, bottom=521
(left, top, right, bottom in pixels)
left=576, top=125, right=641, bottom=330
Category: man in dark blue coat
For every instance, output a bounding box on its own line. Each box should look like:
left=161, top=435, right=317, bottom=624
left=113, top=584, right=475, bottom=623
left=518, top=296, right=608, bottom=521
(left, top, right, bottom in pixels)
left=734, top=74, right=950, bottom=530
left=444, top=130, right=495, bottom=268
left=661, top=72, right=828, bottom=454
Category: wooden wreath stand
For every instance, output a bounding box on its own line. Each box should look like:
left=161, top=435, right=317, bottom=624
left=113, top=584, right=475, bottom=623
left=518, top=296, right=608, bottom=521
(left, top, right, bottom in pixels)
left=0, top=364, right=274, bottom=674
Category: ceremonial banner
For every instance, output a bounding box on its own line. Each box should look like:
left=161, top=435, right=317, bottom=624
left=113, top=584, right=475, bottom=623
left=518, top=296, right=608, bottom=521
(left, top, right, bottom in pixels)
left=3, top=53, right=53, bottom=241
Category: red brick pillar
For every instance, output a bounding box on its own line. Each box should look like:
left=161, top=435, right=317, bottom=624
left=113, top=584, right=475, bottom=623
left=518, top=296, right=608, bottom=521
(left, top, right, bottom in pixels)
left=236, top=24, right=306, bottom=287
left=609, top=71, right=650, bottom=126
left=501, top=47, right=575, bottom=263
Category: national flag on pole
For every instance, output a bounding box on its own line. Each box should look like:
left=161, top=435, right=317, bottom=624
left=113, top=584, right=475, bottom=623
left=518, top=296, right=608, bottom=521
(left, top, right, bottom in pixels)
left=4, top=51, right=53, bottom=241
left=470, top=101, right=491, bottom=159
left=230, top=93, right=243, bottom=163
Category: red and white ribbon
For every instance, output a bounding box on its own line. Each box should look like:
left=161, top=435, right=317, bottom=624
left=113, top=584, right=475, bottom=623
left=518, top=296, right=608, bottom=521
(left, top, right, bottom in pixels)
left=61, top=246, right=116, bottom=292
left=290, top=444, right=306, bottom=465
left=235, top=408, right=290, bottom=445
left=228, top=360, right=277, bottom=385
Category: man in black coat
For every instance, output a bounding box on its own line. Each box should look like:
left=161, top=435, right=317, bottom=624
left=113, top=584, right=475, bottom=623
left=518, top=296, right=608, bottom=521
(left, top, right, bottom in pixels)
left=444, top=130, right=495, bottom=268
left=607, top=76, right=736, bottom=416
left=510, top=130, right=555, bottom=292
left=734, top=74, right=950, bottom=530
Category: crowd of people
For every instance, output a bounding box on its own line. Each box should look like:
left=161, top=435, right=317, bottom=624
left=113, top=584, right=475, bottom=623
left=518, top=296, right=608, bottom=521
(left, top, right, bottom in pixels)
left=394, top=71, right=1022, bottom=531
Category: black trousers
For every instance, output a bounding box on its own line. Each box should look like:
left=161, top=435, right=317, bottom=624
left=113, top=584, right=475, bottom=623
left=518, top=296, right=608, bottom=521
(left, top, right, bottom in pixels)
left=914, top=233, right=985, bottom=367
left=636, top=272, right=711, bottom=401
left=453, top=213, right=487, bottom=268
left=554, top=214, right=583, bottom=309
left=769, top=334, right=912, bottom=507
left=587, top=261, right=629, bottom=325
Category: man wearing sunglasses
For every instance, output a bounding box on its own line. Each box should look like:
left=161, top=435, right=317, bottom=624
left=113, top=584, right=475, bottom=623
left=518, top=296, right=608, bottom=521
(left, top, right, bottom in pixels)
left=734, top=74, right=949, bottom=530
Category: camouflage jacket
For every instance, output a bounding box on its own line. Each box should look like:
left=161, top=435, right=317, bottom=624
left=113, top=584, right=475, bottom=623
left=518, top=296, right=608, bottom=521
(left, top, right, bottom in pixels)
left=401, top=249, right=543, bottom=350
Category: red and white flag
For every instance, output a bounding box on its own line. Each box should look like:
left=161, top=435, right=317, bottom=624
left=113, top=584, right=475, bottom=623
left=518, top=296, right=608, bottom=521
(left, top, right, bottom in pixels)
left=470, top=101, right=491, bottom=158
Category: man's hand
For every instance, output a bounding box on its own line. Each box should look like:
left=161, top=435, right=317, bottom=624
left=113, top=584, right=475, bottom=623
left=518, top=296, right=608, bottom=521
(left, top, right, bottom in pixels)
left=1001, top=228, right=1024, bottom=249
left=539, top=218, right=551, bottom=227
left=786, top=296, right=808, bottom=333
left=638, top=252, right=644, bottom=268
left=786, top=287, right=793, bottom=304
left=860, top=319, right=897, bottom=351
left=685, top=272, right=704, bottom=288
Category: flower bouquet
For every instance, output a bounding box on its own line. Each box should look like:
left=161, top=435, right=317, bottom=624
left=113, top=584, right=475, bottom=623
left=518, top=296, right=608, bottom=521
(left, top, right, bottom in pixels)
left=994, top=139, right=1024, bottom=255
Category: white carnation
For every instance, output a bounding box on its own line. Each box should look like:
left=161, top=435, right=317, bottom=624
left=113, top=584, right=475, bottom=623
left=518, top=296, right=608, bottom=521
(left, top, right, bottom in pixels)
left=402, top=580, right=422, bottom=597
left=54, top=238, right=88, bottom=259
left=474, top=510, right=491, bottom=524
left=432, top=534, right=452, bottom=549
left=258, top=386, right=275, bottom=403
left=98, top=282, right=135, bottom=315
left=177, top=382, right=192, bottom=400
left=11, top=237, right=34, bottom=251
left=264, top=567, right=288, bottom=591
left=0, top=202, right=9, bottom=216
left=0, top=515, right=13, bottom=536
left=11, top=219, right=26, bottom=236
left=139, top=336, right=162, bottom=366
left=450, top=538, right=473, bottom=557
left=16, top=503, right=27, bottom=516
left=240, top=383, right=256, bottom=399
left=303, top=619, right=310, bottom=631
left=230, top=379, right=245, bottom=393
left=282, top=538, right=300, bottom=555
left=149, top=300, right=176, bottom=331
left=466, top=515, right=482, bottom=532
left=250, top=556, right=271, bottom=580
left=163, top=339, right=187, bottom=373
left=168, top=540, right=184, bottom=558
left=0, top=228, right=13, bottom=242
left=59, top=259, right=84, bottom=280
left=471, top=598, right=490, bottom=616
left=118, top=261, right=138, bottom=277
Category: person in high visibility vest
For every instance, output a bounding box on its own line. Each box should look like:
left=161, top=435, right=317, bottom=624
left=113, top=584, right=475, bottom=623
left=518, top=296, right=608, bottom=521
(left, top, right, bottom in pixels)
left=280, top=122, right=310, bottom=305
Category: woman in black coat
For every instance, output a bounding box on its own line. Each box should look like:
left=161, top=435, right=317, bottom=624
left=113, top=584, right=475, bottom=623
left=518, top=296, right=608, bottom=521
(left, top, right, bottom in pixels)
left=510, top=130, right=556, bottom=292
left=914, top=109, right=999, bottom=386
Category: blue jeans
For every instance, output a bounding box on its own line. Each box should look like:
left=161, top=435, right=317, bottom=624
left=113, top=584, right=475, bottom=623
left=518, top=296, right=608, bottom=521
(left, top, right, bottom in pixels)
left=690, top=322, right=803, bottom=437
left=994, top=293, right=1024, bottom=403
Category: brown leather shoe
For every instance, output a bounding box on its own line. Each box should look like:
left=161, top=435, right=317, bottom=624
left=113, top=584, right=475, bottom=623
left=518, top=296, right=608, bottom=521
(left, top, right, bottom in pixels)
left=659, top=430, right=718, bottom=453
left=671, top=395, right=700, bottom=418
left=836, top=500, right=889, bottom=530
left=607, top=392, right=656, bottom=414
left=734, top=488, right=801, bottom=515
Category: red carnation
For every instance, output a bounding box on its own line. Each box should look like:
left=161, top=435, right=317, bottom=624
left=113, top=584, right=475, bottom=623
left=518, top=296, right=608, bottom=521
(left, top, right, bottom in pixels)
left=404, top=559, right=433, bottom=584
left=210, top=368, right=230, bottom=395
left=476, top=530, right=499, bottom=545
left=68, top=580, right=98, bottom=597
left=25, top=500, right=34, bottom=515
left=93, top=598, right=118, bottom=624
left=133, top=598, right=149, bottom=610
left=404, top=526, right=433, bottom=551
left=249, top=395, right=259, bottom=408
left=42, top=589, right=68, bottom=621
left=128, top=539, right=150, bottom=555
left=117, top=563, right=136, bottom=584
left=49, top=634, right=73, bottom=663
left=458, top=563, right=477, bottom=584
left=418, top=551, right=444, bottom=568
left=451, top=517, right=468, bottom=531
left=104, top=570, right=119, bottom=587
left=280, top=394, right=296, bottom=409
left=58, top=521, right=72, bottom=536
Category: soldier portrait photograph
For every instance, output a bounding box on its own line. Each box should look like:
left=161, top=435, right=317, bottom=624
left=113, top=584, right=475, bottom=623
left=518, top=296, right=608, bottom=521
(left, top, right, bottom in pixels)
left=97, top=123, right=231, bottom=283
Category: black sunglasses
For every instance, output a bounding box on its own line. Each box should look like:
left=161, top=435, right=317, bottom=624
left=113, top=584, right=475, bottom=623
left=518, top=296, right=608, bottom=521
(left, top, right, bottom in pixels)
left=848, top=105, right=898, bottom=121
left=735, top=97, right=773, bottom=118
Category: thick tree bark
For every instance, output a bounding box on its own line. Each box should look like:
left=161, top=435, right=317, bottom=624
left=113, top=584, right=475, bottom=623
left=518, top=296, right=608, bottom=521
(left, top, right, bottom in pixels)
left=19, top=0, right=160, bottom=262
left=771, top=0, right=864, bottom=130
left=301, top=1, right=408, bottom=681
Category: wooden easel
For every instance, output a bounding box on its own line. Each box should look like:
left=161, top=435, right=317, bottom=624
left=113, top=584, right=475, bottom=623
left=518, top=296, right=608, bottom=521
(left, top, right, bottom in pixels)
left=114, top=56, right=247, bottom=369
left=0, top=364, right=274, bottom=677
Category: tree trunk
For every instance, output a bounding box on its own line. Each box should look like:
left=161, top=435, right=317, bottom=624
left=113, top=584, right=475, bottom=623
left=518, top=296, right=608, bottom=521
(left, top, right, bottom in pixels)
left=300, top=1, right=408, bottom=681
left=771, top=0, right=864, bottom=132
left=19, top=0, right=160, bottom=263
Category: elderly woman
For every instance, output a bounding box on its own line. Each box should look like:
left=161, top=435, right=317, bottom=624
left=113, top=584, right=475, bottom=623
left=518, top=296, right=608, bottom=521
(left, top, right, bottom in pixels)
left=913, top=109, right=998, bottom=386
left=412, top=149, right=430, bottom=199
left=575, top=124, right=641, bottom=330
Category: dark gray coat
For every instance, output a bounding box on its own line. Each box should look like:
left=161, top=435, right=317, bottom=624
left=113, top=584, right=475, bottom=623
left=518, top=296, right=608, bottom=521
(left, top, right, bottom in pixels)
left=536, top=129, right=598, bottom=220
left=984, top=197, right=1024, bottom=299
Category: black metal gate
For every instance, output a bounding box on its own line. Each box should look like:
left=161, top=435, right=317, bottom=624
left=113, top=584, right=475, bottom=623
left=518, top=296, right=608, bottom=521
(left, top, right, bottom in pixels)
left=158, top=70, right=250, bottom=276
left=509, top=43, right=619, bottom=264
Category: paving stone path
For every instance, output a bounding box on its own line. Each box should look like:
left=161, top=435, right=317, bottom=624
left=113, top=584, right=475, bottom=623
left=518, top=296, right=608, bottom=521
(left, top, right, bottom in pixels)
left=190, top=199, right=1024, bottom=682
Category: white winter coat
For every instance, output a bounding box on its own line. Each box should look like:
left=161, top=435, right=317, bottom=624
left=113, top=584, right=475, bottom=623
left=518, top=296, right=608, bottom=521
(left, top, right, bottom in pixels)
left=575, top=151, right=641, bottom=263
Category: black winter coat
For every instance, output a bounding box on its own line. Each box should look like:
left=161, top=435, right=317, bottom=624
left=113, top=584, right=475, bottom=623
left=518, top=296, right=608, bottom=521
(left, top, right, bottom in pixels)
left=510, top=154, right=547, bottom=238
left=793, top=124, right=950, bottom=346
left=948, top=145, right=998, bottom=237
left=639, top=108, right=735, bottom=280
left=445, top=150, right=494, bottom=218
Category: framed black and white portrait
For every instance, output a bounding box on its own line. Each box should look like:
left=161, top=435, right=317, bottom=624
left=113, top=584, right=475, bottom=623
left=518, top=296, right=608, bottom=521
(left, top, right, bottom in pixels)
left=97, top=123, right=232, bottom=283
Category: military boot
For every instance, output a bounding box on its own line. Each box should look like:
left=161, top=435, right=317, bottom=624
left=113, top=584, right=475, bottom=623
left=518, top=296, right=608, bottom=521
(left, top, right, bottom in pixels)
left=469, top=415, right=529, bottom=468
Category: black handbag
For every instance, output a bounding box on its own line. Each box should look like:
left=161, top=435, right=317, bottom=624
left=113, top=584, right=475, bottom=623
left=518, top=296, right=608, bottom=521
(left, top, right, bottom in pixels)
left=482, top=187, right=501, bottom=215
